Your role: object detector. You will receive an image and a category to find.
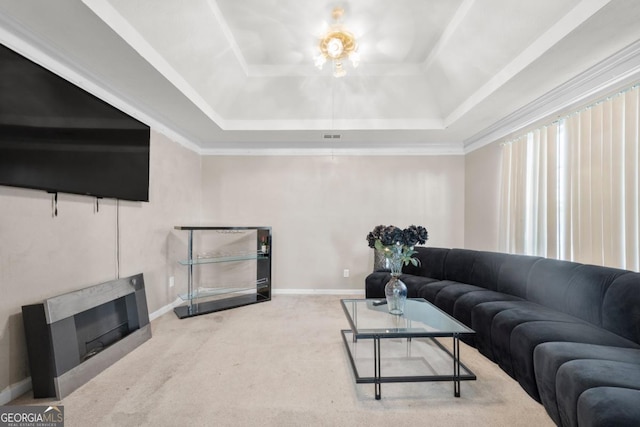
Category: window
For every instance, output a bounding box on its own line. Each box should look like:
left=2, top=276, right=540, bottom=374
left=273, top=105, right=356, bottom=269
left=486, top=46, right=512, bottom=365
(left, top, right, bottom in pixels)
left=499, top=85, right=639, bottom=271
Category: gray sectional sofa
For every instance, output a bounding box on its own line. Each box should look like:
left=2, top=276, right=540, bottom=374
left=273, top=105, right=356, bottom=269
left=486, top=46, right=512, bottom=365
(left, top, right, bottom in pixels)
left=365, top=247, right=640, bottom=427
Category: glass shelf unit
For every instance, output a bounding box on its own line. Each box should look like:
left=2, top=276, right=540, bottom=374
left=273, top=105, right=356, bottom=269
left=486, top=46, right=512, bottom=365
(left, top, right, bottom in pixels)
left=173, top=226, right=272, bottom=319
left=178, top=278, right=269, bottom=301
left=178, top=251, right=269, bottom=265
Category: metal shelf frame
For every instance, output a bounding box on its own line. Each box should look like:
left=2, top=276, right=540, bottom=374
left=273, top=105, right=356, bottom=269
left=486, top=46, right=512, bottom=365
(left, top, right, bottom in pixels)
left=173, top=226, right=271, bottom=319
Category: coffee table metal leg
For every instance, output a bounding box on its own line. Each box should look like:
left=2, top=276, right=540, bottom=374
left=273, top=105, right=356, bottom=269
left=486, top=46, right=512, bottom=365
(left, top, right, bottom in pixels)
left=353, top=302, right=357, bottom=342
left=453, top=334, right=461, bottom=397
left=374, top=336, right=381, bottom=400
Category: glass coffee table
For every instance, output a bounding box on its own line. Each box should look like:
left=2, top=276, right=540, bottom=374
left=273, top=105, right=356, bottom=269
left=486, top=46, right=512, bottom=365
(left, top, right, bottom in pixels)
left=341, top=298, right=476, bottom=400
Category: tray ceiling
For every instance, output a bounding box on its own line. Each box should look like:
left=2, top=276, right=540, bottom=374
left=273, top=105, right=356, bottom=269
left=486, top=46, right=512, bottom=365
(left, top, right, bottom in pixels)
left=1, top=0, right=640, bottom=153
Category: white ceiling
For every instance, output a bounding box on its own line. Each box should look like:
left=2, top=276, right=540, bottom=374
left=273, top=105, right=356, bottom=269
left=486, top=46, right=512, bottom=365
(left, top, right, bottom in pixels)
left=1, top=0, right=640, bottom=154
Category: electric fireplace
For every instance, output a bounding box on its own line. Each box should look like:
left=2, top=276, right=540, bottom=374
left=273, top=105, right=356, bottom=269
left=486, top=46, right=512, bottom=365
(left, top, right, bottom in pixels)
left=22, top=274, right=151, bottom=398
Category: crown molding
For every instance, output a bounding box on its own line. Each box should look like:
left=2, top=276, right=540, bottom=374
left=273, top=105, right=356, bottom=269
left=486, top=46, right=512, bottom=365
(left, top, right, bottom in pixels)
left=221, top=117, right=444, bottom=131
left=448, top=0, right=612, bottom=132
left=464, top=38, right=640, bottom=153
left=200, top=143, right=464, bottom=156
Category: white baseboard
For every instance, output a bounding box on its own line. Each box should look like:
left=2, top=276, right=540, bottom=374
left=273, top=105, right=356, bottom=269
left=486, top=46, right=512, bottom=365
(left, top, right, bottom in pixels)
left=0, top=377, right=32, bottom=405
left=149, top=297, right=183, bottom=321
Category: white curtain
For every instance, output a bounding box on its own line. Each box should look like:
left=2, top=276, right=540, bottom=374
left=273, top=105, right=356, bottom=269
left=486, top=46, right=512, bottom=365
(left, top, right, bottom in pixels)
left=500, top=85, right=640, bottom=271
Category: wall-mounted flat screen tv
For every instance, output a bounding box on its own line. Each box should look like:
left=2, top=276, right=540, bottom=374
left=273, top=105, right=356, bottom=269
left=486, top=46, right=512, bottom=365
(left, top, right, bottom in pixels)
left=0, top=43, right=150, bottom=202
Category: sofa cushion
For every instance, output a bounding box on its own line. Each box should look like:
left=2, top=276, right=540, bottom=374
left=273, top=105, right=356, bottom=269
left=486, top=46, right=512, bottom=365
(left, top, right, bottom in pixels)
left=577, top=387, right=640, bottom=427
left=400, top=275, right=441, bottom=298
left=441, top=249, right=541, bottom=297
left=471, top=300, right=546, bottom=361
left=364, top=272, right=390, bottom=298
left=490, top=308, right=588, bottom=378
left=557, top=360, right=640, bottom=427
left=509, top=322, right=640, bottom=402
left=416, top=280, right=459, bottom=304
left=433, top=283, right=487, bottom=316
left=602, top=272, right=640, bottom=345
left=442, top=249, right=487, bottom=285
left=453, top=291, right=523, bottom=330
left=442, top=249, right=505, bottom=291
left=526, top=260, right=627, bottom=326
left=494, top=254, right=541, bottom=298
left=533, top=342, right=640, bottom=425
left=402, top=246, right=449, bottom=279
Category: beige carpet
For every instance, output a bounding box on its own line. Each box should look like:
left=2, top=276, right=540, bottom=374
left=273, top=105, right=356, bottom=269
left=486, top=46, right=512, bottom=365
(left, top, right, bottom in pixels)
left=11, top=295, right=555, bottom=427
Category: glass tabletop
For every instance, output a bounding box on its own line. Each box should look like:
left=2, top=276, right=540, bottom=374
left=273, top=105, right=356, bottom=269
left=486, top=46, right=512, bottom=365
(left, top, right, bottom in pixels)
left=341, top=298, right=475, bottom=338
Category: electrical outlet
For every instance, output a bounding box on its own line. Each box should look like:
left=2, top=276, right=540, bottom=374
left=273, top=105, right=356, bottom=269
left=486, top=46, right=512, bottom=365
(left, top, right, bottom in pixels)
left=169, top=276, right=175, bottom=288
left=343, top=269, right=350, bottom=278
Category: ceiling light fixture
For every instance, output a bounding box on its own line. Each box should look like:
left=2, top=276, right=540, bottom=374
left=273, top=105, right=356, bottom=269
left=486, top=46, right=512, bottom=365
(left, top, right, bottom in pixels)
left=314, top=7, right=359, bottom=78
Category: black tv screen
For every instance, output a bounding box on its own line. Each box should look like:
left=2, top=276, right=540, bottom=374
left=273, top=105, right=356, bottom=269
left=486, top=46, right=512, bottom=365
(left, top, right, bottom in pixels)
left=0, top=43, right=150, bottom=202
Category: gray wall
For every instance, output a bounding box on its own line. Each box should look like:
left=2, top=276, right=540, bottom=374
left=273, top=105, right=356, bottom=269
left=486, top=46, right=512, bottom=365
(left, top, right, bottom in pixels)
left=464, top=142, right=502, bottom=251
left=201, top=155, right=466, bottom=291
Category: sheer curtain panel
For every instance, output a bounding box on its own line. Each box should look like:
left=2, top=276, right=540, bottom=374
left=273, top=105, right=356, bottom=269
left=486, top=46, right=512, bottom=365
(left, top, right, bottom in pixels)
left=499, top=85, right=640, bottom=271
